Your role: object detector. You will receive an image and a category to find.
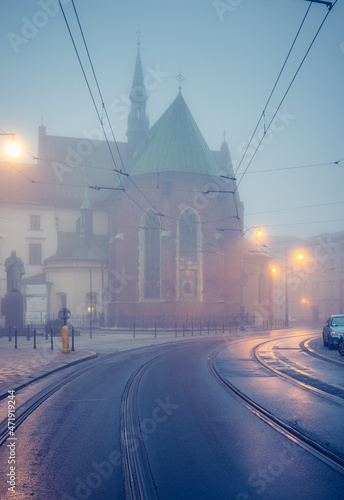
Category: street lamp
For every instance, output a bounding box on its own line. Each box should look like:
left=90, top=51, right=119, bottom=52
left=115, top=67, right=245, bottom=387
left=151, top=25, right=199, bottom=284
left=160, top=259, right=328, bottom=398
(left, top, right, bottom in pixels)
left=285, top=250, right=307, bottom=327
left=216, top=225, right=263, bottom=330
left=0, top=133, right=22, bottom=158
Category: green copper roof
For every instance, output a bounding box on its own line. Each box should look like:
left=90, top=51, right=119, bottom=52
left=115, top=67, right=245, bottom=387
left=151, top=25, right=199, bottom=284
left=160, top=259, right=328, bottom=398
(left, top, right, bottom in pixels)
left=128, top=92, right=222, bottom=176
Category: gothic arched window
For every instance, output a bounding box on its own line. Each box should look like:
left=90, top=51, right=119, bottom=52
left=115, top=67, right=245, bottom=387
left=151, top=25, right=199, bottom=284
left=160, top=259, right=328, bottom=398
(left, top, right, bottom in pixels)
left=178, top=208, right=201, bottom=300
left=141, top=210, right=161, bottom=299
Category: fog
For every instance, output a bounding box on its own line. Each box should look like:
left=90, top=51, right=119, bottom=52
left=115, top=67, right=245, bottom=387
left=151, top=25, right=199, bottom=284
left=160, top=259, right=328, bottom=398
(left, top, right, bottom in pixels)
left=1, top=0, right=343, bottom=241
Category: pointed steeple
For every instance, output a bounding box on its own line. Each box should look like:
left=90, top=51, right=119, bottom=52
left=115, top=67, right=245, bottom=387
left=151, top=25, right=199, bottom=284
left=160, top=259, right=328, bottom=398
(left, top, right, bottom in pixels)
left=126, top=34, right=149, bottom=153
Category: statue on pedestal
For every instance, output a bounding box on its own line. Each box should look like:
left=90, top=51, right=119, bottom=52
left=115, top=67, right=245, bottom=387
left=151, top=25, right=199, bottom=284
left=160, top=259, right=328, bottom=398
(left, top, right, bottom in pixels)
left=5, top=251, right=25, bottom=293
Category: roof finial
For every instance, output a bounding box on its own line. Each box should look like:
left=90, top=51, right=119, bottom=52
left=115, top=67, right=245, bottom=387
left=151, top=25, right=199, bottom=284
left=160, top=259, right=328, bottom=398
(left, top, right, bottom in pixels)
left=175, top=72, right=185, bottom=93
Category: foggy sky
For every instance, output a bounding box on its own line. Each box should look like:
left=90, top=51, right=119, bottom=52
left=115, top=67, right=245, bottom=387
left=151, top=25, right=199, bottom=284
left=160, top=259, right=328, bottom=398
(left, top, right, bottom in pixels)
left=1, top=0, right=343, bottom=240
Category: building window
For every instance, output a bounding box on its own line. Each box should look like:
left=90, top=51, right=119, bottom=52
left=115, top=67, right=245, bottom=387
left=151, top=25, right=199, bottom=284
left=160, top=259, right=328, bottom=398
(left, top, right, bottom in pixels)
left=141, top=210, right=161, bottom=299
left=29, top=243, right=42, bottom=265
left=30, top=215, right=40, bottom=230
left=178, top=208, right=200, bottom=300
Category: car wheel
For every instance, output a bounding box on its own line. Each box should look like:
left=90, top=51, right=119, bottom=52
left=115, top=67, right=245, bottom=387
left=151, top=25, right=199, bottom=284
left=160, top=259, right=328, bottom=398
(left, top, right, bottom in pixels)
left=339, top=338, right=344, bottom=357
left=323, top=334, right=328, bottom=347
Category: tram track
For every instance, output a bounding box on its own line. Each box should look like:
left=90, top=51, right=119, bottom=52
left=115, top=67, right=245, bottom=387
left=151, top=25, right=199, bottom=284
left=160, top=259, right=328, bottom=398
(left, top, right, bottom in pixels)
left=208, top=342, right=344, bottom=476
left=120, top=354, right=161, bottom=500
left=300, top=337, right=344, bottom=368
left=120, top=341, right=197, bottom=500
left=0, top=339, right=196, bottom=449
left=0, top=353, right=113, bottom=447
left=0, top=337, right=202, bottom=500
left=253, top=337, right=344, bottom=404
left=2, top=331, right=343, bottom=496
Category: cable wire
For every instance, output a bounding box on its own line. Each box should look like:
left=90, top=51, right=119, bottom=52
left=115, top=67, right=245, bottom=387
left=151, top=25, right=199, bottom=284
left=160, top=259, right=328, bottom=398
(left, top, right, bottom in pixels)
left=234, top=2, right=313, bottom=177
left=235, top=0, right=338, bottom=190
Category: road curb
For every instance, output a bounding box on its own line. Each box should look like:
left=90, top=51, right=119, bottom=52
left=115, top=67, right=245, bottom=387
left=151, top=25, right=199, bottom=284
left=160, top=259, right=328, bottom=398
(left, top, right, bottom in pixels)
left=0, top=351, right=98, bottom=401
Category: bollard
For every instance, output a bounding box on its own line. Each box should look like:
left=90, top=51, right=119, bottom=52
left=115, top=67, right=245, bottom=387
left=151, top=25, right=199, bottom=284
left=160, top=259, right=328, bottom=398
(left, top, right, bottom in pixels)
left=72, top=326, right=75, bottom=352
left=27, top=324, right=30, bottom=341
left=14, top=328, right=17, bottom=349
left=154, top=322, right=157, bottom=338
left=133, top=322, right=136, bottom=338
left=61, top=325, right=70, bottom=353
left=33, top=328, right=37, bottom=349
left=50, top=328, right=54, bottom=350
left=9, top=326, right=12, bottom=342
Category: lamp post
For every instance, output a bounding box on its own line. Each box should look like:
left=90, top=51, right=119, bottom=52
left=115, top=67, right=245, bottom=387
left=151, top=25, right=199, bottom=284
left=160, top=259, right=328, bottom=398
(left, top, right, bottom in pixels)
left=240, top=227, right=263, bottom=330
left=285, top=248, right=289, bottom=327
left=216, top=224, right=263, bottom=330
left=285, top=250, right=307, bottom=327
left=0, top=133, right=22, bottom=158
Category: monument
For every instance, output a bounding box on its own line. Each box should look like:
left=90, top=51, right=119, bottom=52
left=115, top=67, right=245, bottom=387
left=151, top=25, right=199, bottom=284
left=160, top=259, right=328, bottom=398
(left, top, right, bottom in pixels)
left=3, top=251, right=25, bottom=329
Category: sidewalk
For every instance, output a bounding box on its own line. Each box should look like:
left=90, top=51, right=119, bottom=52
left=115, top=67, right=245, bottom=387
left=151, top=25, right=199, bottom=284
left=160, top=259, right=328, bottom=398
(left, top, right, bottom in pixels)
left=0, top=327, right=219, bottom=399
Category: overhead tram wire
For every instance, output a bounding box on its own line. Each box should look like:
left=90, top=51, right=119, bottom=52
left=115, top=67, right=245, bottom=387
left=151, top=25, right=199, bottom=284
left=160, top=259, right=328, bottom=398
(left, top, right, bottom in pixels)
left=57, top=1, right=128, bottom=187
left=0, top=155, right=37, bottom=184
left=65, top=0, right=167, bottom=226
left=235, top=0, right=339, bottom=191
left=36, top=4, right=234, bottom=245
left=234, top=2, right=313, bottom=179
left=69, top=0, right=127, bottom=177
left=246, top=200, right=344, bottom=216
left=236, top=159, right=344, bottom=176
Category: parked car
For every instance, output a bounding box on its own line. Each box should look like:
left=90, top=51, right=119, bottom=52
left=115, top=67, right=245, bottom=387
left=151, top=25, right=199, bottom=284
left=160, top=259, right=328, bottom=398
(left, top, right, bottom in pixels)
left=339, top=334, right=344, bottom=357
left=322, top=314, right=344, bottom=349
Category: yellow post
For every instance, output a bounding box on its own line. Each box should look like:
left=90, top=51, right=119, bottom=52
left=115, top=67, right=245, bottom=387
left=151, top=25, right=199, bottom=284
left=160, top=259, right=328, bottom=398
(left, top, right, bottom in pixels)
left=61, top=325, right=71, bottom=354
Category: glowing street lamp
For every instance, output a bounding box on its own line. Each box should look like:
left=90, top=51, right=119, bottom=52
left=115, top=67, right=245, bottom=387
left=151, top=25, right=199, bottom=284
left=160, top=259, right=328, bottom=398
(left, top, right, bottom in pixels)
left=1, top=133, right=22, bottom=158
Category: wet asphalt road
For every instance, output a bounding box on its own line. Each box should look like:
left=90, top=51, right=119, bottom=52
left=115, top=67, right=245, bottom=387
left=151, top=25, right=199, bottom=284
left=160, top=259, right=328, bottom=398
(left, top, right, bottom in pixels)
left=0, top=331, right=343, bottom=499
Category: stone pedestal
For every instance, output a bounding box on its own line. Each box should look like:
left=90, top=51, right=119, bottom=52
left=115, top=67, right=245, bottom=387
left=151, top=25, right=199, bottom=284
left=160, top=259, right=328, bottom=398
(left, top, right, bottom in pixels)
left=3, top=293, right=24, bottom=329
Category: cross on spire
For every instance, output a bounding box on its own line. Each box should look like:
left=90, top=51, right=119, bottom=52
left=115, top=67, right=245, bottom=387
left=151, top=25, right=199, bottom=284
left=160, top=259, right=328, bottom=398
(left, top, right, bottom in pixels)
left=136, top=30, right=141, bottom=47
left=175, top=72, right=185, bottom=93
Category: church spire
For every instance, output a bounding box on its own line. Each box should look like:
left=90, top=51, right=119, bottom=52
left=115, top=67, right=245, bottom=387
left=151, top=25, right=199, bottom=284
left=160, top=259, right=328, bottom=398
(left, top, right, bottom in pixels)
left=126, top=33, right=149, bottom=153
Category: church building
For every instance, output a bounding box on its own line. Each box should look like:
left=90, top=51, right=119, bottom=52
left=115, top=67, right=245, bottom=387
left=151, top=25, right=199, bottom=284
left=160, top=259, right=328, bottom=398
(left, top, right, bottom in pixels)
left=106, top=44, right=244, bottom=326
left=1, top=42, right=273, bottom=329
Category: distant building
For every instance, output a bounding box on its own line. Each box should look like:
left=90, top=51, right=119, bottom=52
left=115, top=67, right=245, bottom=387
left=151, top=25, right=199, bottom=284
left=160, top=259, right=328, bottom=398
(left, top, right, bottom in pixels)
left=269, top=232, right=344, bottom=326
left=0, top=43, right=274, bottom=328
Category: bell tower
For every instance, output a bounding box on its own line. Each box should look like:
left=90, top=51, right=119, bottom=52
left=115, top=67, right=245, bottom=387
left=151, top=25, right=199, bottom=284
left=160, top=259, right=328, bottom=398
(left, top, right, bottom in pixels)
left=126, top=33, right=149, bottom=153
